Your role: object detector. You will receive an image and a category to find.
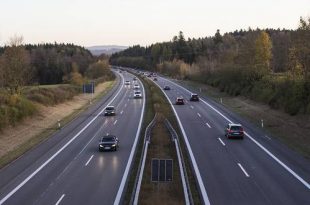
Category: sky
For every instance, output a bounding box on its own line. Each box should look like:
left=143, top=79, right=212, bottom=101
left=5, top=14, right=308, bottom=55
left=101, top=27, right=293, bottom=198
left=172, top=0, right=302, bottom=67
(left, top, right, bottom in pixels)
left=0, top=0, right=309, bottom=47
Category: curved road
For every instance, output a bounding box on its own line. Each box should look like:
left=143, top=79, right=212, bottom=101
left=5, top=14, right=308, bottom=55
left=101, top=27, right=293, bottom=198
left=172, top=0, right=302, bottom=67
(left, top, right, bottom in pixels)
left=0, top=70, right=145, bottom=205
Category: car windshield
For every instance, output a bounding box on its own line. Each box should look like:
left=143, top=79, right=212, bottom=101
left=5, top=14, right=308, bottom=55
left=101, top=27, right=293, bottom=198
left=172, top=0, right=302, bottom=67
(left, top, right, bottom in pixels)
left=106, top=107, right=114, bottom=110
left=231, top=126, right=242, bottom=131
left=135, top=91, right=141, bottom=94
left=101, top=137, right=115, bottom=142
left=192, top=94, right=198, bottom=97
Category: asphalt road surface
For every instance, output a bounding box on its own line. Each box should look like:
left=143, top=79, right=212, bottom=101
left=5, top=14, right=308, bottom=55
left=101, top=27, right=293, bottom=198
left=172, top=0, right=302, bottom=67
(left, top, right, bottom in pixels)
left=0, top=70, right=145, bottom=205
left=151, top=74, right=310, bottom=205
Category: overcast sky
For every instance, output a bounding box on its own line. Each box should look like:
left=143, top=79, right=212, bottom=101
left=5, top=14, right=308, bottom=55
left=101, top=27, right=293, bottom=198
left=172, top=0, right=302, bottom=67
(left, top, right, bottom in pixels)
left=0, top=0, right=309, bottom=47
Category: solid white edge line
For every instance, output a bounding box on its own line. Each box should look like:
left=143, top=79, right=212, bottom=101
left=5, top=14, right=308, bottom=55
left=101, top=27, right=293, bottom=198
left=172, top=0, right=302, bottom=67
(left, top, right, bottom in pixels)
left=218, top=138, right=226, bottom=146
left=163, top=77, right=310, bottom=190
left=206, top=123, right=211, bottom=128
left=0, top=72, right=125, bottom=205
left=153, top=79, right=211, bottom=205
left=113, top=73, right=146, bottom=205
left=238, top=163, right=250, bottom=177
left=85, top=155, right=94, bottom=166
left=55, top=194, right=65, bottom=205
left=114, top=120, right=118, bottom=125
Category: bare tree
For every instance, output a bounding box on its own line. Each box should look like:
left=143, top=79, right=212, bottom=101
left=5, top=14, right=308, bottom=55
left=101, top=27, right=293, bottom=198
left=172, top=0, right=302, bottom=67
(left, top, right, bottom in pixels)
left=1, top=35, right=31, bottom=94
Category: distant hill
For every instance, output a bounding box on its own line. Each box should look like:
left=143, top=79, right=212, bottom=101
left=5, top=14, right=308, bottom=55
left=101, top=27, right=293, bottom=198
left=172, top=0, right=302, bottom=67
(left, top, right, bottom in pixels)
left=87, top=45, right=128, bottom=56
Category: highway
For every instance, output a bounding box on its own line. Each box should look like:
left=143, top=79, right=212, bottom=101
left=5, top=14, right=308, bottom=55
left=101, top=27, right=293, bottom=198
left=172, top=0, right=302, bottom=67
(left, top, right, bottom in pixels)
left=0, top=70, right=145, bottom=205
left=151, top=75, right=310, bottom=205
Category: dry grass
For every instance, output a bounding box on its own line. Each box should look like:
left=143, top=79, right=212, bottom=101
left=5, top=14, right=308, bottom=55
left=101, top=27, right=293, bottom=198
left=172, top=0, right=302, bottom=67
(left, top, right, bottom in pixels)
left=0, top=81, right=114, bottom=167
left=138, top=114, right=185, bottom=205
left=184, top=80, right=310, bottom=158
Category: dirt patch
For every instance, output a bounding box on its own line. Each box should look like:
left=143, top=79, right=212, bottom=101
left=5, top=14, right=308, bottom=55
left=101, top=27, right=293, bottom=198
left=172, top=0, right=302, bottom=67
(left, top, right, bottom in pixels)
left=184, top=80, right=310, bottom=158
left=0, top=81, right=114, bottom=159
left=139, top=114, right=185, bottom=205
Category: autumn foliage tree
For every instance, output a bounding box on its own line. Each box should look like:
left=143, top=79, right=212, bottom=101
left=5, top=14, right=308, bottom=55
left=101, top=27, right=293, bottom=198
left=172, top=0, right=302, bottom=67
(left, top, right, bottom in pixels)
left=0, top=36, right=32, bottom=94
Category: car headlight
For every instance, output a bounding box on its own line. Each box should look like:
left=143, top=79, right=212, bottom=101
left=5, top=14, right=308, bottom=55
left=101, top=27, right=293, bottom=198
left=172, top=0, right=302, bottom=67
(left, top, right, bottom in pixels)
left=99, top=145, right=103, bottom=147
left=112, top=144, right=116, bottom=147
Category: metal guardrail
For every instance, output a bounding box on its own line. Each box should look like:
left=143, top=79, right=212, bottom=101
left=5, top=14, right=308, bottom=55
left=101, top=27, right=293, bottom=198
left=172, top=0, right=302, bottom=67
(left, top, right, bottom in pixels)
left=130, top=114, right=157, bottom=205
left=165, top=119, right=194, bottom=205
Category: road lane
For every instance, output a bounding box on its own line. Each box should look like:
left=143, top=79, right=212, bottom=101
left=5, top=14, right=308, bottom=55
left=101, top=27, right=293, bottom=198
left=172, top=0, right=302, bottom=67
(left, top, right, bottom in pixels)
left=0, top=70, right=145, bottom=205
left=153, top=75, right=310, bottom=205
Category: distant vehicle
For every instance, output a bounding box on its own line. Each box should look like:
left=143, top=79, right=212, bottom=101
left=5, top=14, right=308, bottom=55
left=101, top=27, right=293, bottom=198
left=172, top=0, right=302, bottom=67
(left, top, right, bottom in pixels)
left=125, top=80, right=131, bottom=85
left=153, top=77, right=158, bottom=81
left=119, top=70, right=122, bottom=73
left=134, top=90, right=142, bottom=98
left=225, top=123, right=244, bottom=139
left=190, top=93, right=199, bottom=101
left=133, top=84, right=140, bottom=89
left=163, top=85, right=171, bottom=90
left=133, top=77, right=137, bottom=81
left=99, top=135, right=119, bottom=151
left=104, top=106, right=115, bottom=116
left=175, top=97, right=185, bottom=105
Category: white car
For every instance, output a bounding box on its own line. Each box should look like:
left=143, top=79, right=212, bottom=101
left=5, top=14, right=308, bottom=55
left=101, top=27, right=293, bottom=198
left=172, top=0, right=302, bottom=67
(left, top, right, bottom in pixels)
left=134, top=90, right=142, bottom=98
left=133, top=84, right=140, bottom=89
left=125, top=80, right=131, bottom=85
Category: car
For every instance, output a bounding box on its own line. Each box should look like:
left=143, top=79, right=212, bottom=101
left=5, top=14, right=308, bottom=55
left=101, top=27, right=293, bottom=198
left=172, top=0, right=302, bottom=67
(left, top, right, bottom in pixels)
left=104, top=106, right=115, bottom=116
left=153, top=77, right=158, bottom=81
left=125, top=80, right=131, bottom=85
left=163, top=85, right=171, bottom=90
left=99, top=135, right=119, bottom=151
left=190, top=93, right=199, bottom=101
left=225, top=123, right=244, bottom=139
left=133, top=77, right=137, bottom=81
left=175, top=97, right=185, bottom=105
left=134, top=90, right=142, bottom=98
left=133, top=84, right=140, bottom=89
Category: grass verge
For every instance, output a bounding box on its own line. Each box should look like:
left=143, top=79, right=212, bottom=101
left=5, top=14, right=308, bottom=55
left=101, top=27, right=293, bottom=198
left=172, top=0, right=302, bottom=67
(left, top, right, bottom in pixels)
left=0, top=80, right=115, bottom=169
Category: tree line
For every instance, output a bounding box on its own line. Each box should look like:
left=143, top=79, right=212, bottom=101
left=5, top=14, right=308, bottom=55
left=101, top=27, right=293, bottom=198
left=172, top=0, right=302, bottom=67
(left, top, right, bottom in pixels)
left=0, top=37, right=114, bottom=94
left=110, top=17, right=310, bottom=115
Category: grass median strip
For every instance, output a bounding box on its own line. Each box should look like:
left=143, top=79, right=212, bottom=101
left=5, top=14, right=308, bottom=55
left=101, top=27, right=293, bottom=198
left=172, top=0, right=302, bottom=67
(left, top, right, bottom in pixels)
left=123, top=73, right=202, bottom=204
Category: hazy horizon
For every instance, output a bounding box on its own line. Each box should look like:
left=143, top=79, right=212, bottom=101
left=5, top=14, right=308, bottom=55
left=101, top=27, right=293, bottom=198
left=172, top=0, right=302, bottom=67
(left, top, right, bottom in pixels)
left=0, top=0, right=309, bottom=47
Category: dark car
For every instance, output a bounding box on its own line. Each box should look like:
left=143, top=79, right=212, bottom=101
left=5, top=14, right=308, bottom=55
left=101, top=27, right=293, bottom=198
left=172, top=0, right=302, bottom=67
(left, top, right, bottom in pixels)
left=99, top=135, right=119, bottom=151
left=153, top=77, right=158, bottom=81
left=104, top=106, right=115, bottom=116
left=163, top=85, right=171, bottom=90
left=190, top=93, right=199, bottom=101
left=175, top=97, right=185, bottom=105
left=225, top=123, right=244, bottom=139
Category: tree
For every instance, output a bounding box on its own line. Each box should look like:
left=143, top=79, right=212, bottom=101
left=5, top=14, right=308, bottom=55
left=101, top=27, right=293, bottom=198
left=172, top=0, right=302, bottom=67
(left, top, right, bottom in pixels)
left=292, top=17, right=310, bottom=80
left=255, top=31, right=272, bottom=71
left=213, top=29, right=223, bottom=45
left=67, top=62, right=84, bottom=85
left=0, top=35, right=32, bottom=94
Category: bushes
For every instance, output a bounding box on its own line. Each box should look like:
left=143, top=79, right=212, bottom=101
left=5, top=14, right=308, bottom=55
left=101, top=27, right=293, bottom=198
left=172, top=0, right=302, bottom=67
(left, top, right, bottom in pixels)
left=0, top=94, right=37, bottom=130
left=26, top=85, right=80, bottom=105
